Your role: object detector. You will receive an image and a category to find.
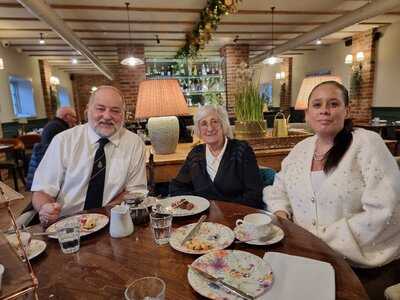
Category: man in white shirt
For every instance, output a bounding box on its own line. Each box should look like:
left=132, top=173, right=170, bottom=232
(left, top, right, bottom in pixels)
left=31, top=86, right=147, bottom=226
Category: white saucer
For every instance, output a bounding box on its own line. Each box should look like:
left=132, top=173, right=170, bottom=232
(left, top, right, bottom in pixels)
left=235, top=224, right=284, bottom=246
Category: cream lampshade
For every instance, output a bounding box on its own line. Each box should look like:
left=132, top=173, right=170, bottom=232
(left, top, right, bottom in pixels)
left=295, top=75, right=342, bottom=110
left=135, top=79, right=189, bottom=154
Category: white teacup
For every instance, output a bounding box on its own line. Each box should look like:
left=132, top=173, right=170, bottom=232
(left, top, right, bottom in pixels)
left=6, top=232, right=32, bottom=257
left=236, top=213, right=272, bottom=240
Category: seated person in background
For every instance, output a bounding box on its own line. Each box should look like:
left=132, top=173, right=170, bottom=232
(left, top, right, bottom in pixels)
left=169, top=105, right=263, bottom=208
left=31, top=86, right=147, bottom=226
left=26, top=106, right=78, bottom=190
left=264, top=81, right=400, bottom=268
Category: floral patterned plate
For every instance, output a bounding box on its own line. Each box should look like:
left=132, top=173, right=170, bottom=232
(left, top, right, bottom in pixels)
left=234, top=224, right=284, bottom=246
left=46, top=213, right=109, bottom=239
left=187, top=250, right=273, bottom=299
left=169, top=222, right=235, bottom=254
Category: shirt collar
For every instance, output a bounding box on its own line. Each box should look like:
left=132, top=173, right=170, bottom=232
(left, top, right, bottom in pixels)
left=87, top=123, right=122, bottom=147
left=206, top=137, right=228, bottom=161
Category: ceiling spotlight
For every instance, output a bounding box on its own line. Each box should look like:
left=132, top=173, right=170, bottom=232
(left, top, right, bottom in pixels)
left=316, top=39, right=322, bottom=45
left=39, top=33, right=45, bottom=44
left=233, top=35, right=239, bottom=43
left=155, top=35, right=160, bottom=44
left=71, top=58, right=78, bottom=64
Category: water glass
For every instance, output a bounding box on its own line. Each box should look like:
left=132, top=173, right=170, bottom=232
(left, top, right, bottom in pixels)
left=149, top=212, right=173, bottom=245
left=124, top=277, right=165, bottom=300
left=57, top=220, right=80, bottom=254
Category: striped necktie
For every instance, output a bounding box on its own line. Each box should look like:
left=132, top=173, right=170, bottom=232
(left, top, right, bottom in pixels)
left=84, top=138, right=110, bottom=210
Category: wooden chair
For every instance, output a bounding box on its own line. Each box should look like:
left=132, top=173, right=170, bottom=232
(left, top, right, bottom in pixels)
left=18, top=134, right=41, bottom=152
left=0, top=138, right=26, bottom=191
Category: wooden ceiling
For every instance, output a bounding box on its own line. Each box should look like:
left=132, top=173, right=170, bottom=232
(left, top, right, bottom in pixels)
left=0, top=0, right=399, bottom=74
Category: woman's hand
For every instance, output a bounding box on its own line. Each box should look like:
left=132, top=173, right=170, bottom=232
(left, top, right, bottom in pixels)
left=274, top=210, right=290, bottom=220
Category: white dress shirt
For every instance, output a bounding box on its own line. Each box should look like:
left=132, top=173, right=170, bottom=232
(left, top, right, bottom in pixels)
left=31, top=123, right=148, bottom=217
left=206, top=138, right=227, bottom=181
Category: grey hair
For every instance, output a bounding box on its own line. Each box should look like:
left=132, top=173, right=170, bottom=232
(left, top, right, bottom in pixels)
left=88, top=85, right=126, bottom=111
left=193, top=105, right=233, bottom=138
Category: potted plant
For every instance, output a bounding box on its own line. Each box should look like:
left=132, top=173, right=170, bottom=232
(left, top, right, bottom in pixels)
left=234, top=62, right=266, bottom=139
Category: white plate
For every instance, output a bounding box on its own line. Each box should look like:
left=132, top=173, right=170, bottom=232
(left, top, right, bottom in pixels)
left=169, top=222, right=234, bottom=254
left=27, top=239, right=47, bottom=260
left=46, top=213, right=109, bottom=239
left=234, top=225, right=284, bottom=246
left=188, top=250, right=273, bottom=299
left=160, top=195, right=210, bottom=217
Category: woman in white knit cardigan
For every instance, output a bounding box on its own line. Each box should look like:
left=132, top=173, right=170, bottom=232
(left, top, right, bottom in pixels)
left=264, top=81, right=400, bottom=268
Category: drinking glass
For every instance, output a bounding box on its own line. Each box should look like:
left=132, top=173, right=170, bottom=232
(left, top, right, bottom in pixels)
left=149, top=211, right=173, bottom=245
left=57, top=219, right=80, bottom=254
left=124, top=277, right=165, bottom=300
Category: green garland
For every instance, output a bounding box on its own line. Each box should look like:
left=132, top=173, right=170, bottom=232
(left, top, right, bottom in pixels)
left=175, top=0, right=242, bottom=59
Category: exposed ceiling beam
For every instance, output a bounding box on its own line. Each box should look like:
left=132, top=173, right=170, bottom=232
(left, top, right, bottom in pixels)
left=1, top=2, right=400, bottom=15
left=251, top=0, right=400, bottom=64
left=16, top=0, right=114, bottom=80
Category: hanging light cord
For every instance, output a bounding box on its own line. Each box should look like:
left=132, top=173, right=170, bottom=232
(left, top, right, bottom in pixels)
left=125, top=2, right=132, bottom=49
left=271, top=6, right=275, bottom=56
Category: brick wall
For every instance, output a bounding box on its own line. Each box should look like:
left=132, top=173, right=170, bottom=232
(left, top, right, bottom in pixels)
left=70, top=44, right=145, bottom=120
left=38, top=60, right=55, bottom=119
left=280, top=57, right=292, bottom=114
left=350, top=29, right=377, bottom=123
left=116, top=45, right=146, bottom=114
left=220, top=44, right=250, bottom=117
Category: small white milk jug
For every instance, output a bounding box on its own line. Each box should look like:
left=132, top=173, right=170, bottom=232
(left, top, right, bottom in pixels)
left=109, top=204, right=134, bottom=238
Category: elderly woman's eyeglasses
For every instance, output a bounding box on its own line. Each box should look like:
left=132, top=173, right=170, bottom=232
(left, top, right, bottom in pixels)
left=199, top=119, right=221, bottom=130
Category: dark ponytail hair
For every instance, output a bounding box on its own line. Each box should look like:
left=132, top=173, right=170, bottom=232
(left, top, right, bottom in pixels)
left=308, top=81, right=353, bottom=173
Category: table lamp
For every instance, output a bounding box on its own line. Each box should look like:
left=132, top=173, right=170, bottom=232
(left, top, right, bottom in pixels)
left=295, top=75, right=342, bottom=110
left=135, top=79, right=189, bottom=154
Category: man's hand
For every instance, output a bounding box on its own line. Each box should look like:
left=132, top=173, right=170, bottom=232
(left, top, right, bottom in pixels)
left=38, top=202, right=61, bottom=226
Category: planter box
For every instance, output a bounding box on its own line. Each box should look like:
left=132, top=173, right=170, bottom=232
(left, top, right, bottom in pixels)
left=240, top=129, right=313, bottom=150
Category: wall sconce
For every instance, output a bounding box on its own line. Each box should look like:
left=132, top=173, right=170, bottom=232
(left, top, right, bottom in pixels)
left=91, top=86, right=97, bottom=93
left=344, top=54, right=353, bottom=65
left=0, top=58, right=4, bottom=70
left=275, top=71, right=285, bottom=80
left=50, top=76, right=60, bottom=85
left=356, top=51, right=365, bottom=62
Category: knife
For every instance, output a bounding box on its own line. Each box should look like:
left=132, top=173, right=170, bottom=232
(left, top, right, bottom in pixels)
left=189, top=265, right=255, bottom=300
left=180, top=214, right=207, bottom=246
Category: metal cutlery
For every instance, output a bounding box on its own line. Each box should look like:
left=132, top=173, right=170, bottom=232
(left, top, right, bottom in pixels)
left=189, top=265, right=255, bottom=300
left=180, top=214, right=207, bottom=246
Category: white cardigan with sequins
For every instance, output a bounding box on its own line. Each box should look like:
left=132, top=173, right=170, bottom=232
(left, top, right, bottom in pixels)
left=264, top=128, right=400, bottom=268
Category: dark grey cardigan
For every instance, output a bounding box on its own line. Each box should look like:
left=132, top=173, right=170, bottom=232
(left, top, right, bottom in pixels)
left=169, top=139, right=263, bottom=208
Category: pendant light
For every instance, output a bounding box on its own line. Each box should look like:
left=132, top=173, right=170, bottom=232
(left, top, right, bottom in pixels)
left=120, top=2, right=144, bottom=67
left=263, top=6, right=282, bottom=65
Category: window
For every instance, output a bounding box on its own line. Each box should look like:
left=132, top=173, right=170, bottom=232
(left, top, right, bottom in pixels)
left=57, top=86, right=71, bottom=107
left=9, top=75, right=37, bottom=118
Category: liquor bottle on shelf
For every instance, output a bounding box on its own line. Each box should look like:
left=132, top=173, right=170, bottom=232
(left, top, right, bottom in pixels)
left=167, top=65, right=172, bottom=77
left=152, top=64, right=158, bottom=76
left=179, top=63, right=186, bottom=76
left=160, top=65, right=165, bottom=76
left=193, top=65, right=198, bottom=76
left=206, top=64, right=211, bottom=75
left=201, top=64, right=207, bottom=76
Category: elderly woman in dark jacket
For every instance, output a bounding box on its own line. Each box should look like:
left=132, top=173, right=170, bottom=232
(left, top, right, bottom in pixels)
left=169, top=105, right=263, bottom=208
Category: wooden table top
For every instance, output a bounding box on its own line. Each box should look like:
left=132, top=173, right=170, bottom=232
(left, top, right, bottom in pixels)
left=27, top=201, right=368, bottom=300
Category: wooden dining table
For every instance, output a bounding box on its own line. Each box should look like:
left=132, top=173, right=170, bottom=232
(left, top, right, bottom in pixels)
left=27, top=200, right=369, bottom=300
